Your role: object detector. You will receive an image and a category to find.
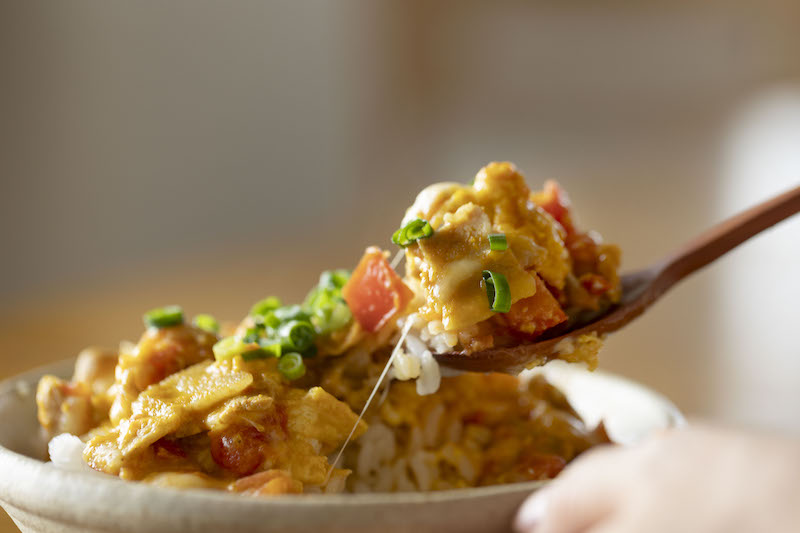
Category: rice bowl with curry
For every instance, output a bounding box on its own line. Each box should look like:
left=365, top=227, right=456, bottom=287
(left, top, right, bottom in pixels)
left=35, top=162, right=622, bottom=497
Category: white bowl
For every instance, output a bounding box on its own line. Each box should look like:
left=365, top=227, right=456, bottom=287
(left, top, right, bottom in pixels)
left=0, top=359, right=683, bottom=533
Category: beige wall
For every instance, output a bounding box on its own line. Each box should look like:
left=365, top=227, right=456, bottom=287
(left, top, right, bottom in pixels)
left=3, top=0, right=799, bottom=302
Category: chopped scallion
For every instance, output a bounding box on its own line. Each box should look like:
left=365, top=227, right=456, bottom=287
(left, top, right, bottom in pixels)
left=213, top=336, right=248, bottom=361
left=319, top=269, right=350, bottom=290
left=301, top=343, right=318, bottom=359
left=255, top=311, right=280, bottom=329
left=250, top=296, right=282, bottom=317
left=192, top=313, right=219, bottom=334
left=241, top=347, right=276, bottom=361
left=242, top=326, right=262, bottom=344
left=319, top=300, right=352, bottom=334
left=482, top=270, right=511, bottom=313
left=278, top=320, right=315, bottom=352
left=392, top=218, right=433, bottom=248
left=273, top=305, right=312, bottom=323
left=143, top=305, right=184, bottom=329
left=489, top=233, right=508, bottom=251
left=257, top=339, right=282, bottom=358
left=277, top=352, right=306, bottom=380
left=304, top=271, right=353, bottom=335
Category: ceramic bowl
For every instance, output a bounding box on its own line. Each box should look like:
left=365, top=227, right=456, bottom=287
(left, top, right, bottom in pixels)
left=0, top=359, right=683, bottom=533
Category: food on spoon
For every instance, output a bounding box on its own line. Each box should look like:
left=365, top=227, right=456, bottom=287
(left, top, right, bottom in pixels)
left=36, top=162, right=617, bottom=495
left=385, top=161, right=620, bottom=374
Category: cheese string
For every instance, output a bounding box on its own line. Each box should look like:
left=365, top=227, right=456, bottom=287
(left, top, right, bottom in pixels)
left=324, top=319, right=412, bottom=485
left=389, top=249, right=404, bottom=270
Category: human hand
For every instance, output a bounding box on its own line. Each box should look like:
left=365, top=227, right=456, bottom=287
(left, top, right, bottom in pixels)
left=514, top=425, right=800, bottom=533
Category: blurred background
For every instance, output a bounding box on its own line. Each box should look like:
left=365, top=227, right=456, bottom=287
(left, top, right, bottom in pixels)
left=1, top=2, right=799, bottom=526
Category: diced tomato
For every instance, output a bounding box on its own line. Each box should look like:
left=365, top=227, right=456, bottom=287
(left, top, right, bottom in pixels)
left=544, top=280, right=567, bottom=307
left=462, top=411, right=486, bottom=425
left=136, top=326, right=216, bottom=389
left=233, top=470, right=303, bottom=496
left=503, top=274, right=567, bottom=337
left=232, top=470, right=303, bottom=495
left=152, top=438, right=186, bottom=459
left=146, top=346, right=184, bottom=385
left=342, top=247, right=414, bottom=332
left=565, top=231, right=599, bottom=266
left=272, top=404, right=289, bottom=434
left=579, top=273, right=612, bottom=296
left=534, top=180, right=574, bottom=234
left=210, top=426, right=267, bottom=477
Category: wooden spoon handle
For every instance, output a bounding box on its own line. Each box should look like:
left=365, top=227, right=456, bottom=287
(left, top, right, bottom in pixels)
left=656, top=183, right=800, bottom=291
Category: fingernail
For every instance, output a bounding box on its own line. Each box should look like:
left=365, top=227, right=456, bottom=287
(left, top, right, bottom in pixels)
left=514, top=491, right=548, bottom=532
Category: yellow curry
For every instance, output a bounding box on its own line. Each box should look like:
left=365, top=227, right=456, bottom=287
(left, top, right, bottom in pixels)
left=37, top=162, right=619, bottom=495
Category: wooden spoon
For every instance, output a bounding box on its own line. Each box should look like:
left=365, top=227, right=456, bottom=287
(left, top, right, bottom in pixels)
left=434, top=184, right=800, bottom=374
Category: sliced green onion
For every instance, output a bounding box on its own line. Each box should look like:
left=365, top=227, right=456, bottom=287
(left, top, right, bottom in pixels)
left=317, top=300, right=352, bottom=334
left=241, top=326, right=262, bottom=344
left=489, top=233, right=508, bottom=251
left=241, top=347, right=277, bottom=361
left=255, top=311, right=280, bottom=329
left=392, top=218, right=434, bottom=248
left=301, top=343, right=318, bottom=359
left=143, top=305, right=184, bottom=329
left=482, top=270, right=511, bottom=313
left=304, top=286, right=336, bottom=315
left=278, top=320, right=315, bottom=352
left=273, top=305, right=312, bottom=323
left=213, top=336, right=248, bottom=361
left=192, top=313, right=219, bottom=334
left=319, top=269, right=350, bottom=290
left=250, top=296, right=282, bottom=317
left=307, top=295, right=352, bottom=334
left=278, top=352, right=306, bottom=380
left=257, top=339, right=282, bottom=358
left=303, top=271, right=353, bottom=335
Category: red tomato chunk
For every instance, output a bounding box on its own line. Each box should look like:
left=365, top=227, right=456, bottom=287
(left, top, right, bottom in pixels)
left=342, top=247, right=413, bottom=332
left=210, top=426, right=267, bottom=477
left=503, top=274, right=567, bottom=338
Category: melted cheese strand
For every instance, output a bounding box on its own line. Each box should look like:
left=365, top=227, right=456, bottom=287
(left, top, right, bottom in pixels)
left=324, top=319, right=412, bottom=484
left=390, top=248, right=405, bottom=270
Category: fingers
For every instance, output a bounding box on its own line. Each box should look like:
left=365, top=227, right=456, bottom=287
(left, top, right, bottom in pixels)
left=514, top=444, right=629, bottom=533
left=584, top=521, right=630, bottom=533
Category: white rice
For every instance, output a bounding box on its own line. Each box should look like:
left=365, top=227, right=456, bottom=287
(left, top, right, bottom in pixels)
left=408, top=451, right=434, bottom=491
left=346, top=383, right=476, bottom=493
left=415, top=350, right=441, bottom=396
left=48, top=433, right=94, bottom=473
left=388, top=314, right=450, bottom=396
left=390, top=347, right=421, bottom=381
left=356, top=423, right=396, bottom=478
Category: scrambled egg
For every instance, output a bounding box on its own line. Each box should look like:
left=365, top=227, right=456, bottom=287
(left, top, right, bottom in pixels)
left=39, top=325, right=365, bottom=495
left=403, top=162, right=572, bottom=331
left=399, top=162, right=621, bottom=369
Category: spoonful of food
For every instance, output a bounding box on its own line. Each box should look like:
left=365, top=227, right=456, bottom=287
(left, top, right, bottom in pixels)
left=434, top=183, right=800, bottom=374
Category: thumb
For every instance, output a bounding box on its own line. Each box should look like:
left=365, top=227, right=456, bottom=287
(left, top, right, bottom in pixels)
left=514, top=445, right=627, bottom=533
